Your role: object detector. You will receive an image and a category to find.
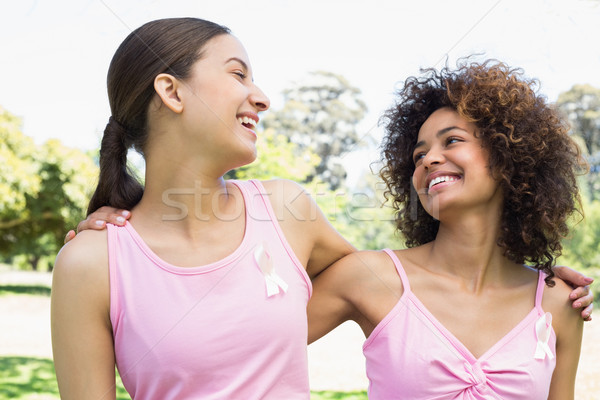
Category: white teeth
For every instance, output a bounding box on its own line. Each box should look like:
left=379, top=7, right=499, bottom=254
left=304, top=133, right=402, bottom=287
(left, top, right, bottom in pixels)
left=238, top=117, right=257, bottom=128
left=428, top=175, right=458, bottom=190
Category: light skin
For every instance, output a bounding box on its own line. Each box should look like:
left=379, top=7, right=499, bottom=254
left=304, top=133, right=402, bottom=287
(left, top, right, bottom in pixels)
left=307, top=108, right=583, bottom=399
left=51, top=34, right=354, bottom=399
left=61, top=41, right=593, bottom=397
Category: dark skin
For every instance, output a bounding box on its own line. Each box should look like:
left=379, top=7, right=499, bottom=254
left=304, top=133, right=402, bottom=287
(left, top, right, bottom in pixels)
left=69, top=206, right=594, bottom=321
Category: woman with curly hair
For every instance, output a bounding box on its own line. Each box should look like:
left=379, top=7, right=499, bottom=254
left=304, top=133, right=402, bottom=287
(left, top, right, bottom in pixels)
left=307, top=59, right=586, bottom=399
left=69, top=52, right=593, bottom=398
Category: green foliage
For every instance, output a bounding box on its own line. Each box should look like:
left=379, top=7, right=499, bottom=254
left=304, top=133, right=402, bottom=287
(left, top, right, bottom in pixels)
left=557, top=84, right=600, bottom=199
left=307, top=171, right=399, bottom=251
left=558, top=195, right=600, bottom=304
left=0, top=108, right=98, bottom=270
left=263, top=71, right=368, bottom=189
left=228, top=127, right=319, bottom=181
left=0, top=108, right=40, bottom=232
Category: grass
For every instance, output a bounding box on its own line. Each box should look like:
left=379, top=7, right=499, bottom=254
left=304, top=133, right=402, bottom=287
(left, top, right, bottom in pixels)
left=311, top=391, right=368, bottom=399
left=0, top=356, right=366, bottom=400
left=0, top=356, right=60, bottom=399
left=0, top=280, right=367, bottom=400
left=0, top=285, right=51, bottom=297
left=0, top=356, right=130, bottom=400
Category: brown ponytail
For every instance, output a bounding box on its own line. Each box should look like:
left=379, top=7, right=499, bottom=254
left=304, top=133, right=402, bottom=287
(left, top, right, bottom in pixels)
left=86, top=117, right=143, bottom=214
left=86, top=18, right=230, bottom=215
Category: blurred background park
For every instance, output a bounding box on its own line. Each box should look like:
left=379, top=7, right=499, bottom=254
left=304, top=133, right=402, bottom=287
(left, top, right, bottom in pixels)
left=1, top=0, right=599, bottom=398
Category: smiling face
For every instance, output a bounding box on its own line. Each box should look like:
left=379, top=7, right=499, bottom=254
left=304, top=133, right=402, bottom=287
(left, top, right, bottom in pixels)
left=411, top=107, right=502, bottom=220
left=177, top=34, right=270, bottom=169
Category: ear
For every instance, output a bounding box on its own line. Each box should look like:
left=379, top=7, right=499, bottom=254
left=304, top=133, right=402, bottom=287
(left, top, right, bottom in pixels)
left=154, top=73, right=184, bottom=114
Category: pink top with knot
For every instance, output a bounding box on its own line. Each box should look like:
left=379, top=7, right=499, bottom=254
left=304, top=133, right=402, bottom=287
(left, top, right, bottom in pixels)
left=363, top=249, right=556, bottom=400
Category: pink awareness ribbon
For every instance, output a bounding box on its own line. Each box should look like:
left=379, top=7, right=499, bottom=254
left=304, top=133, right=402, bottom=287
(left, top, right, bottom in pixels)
left=254, top=242, right=288, bottom=297
left=534, top=312, right=554, bottom=360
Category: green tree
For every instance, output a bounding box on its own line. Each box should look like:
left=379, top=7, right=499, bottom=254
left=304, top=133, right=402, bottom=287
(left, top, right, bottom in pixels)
left=0, top=108, right=40, bottom=233
left=0, top=108, right=98, bottom=270
left=559, top=195, right=600, bottom=305
left=305, top=171, right=398, bottom=251
left=0, top=108, right=41, bottom=258
left=557, top=84, right=600, bottom=199
left=262, top=71, right=368, bottom=190
left=227, top=127, right=319, bottom=181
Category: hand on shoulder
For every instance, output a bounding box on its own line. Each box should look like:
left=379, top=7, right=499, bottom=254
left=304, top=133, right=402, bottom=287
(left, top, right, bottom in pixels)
left=543, top=274, right=584, bottom=333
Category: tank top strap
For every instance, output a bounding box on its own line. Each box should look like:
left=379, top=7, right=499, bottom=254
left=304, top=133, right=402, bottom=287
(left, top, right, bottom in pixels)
left=382, top=248, right=412, bottom=293
left=534, top=270, right=546, bottom=311
left=229, top=180, right=261, bottom=238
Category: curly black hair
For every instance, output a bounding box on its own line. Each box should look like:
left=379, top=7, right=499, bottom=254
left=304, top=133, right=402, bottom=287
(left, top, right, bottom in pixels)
left=380, top=59, right=586, bottom=284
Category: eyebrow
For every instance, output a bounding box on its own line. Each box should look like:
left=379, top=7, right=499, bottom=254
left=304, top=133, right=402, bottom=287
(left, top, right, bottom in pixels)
left=413, top=126, right=467, bottom=151
left=225, top=57, right=248, bottom=71
left=225, top=57, right=254, bottom=81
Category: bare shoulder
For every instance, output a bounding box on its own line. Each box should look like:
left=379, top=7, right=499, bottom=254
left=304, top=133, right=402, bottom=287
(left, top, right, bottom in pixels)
left=542, top=272, right=582, bottom=330
left=260, top=178, right=305, bottom=193
left=53, top=229, right=109, bottom=286
left=260, top=178, right=313, bottom=217
left=330, top=250, right=402, bottom=299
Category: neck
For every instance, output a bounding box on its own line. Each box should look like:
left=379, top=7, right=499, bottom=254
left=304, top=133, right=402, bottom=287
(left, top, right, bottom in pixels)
left=131, top=156, right=242, bottom=239
left=427, top=210, right=513, bottom=293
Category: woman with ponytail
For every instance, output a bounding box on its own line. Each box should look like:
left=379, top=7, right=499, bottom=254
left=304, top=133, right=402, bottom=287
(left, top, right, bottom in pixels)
left=51, top=17, right=354, bottom=399
left=57, top=20, right=594, bottom=400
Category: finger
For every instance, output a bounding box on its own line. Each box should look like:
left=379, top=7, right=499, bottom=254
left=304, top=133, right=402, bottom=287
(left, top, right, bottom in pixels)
left=119, top=210, right=131, bottom=220
left=113, top=209, right=131, bottom=225
left=582, top=303, right=593, bottom=321
left=76, top=218, right=106, bottom=233
left=94, top=206, right=131, bottom=220
left=86, top=208, right=130, bottom=228
left=64, top=230, right=76, bottom=244
left=102, top=211, right=130, bottom=226
left=569, top=285, right=591, bottom=301
left=572, top=292, right=594, bottom=309
left=553, top=265, right=594, bottom=287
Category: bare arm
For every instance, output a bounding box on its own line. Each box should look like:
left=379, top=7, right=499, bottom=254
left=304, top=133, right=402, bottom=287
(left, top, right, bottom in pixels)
left=307, top=253, right=363, bottom=343
left=545, top=277, right=584, bottom=400
left=262, top=179, right=356, bottom=279
left=51, top=230, right=117, bottom=399
left=308, top=250, right=402, bottom=344
left=69, top=204, right=596, bottom=321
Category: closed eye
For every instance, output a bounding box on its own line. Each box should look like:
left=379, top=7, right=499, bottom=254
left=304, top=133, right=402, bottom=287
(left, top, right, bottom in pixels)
left=445, top=136, right=463, bottom=145
left=413, top=151, right=425, bottom=165
left=233, top=71, right=247, bottom=80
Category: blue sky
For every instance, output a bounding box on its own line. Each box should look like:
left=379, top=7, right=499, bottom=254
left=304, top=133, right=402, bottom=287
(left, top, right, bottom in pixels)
left=2, top=0, right=599, bottom=178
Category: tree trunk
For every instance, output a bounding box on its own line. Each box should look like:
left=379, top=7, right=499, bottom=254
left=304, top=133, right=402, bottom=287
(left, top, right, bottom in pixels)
left=30, top=255, right=40, bottom=271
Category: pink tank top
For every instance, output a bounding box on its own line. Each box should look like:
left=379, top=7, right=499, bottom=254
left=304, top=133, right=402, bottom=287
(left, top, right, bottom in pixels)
left=363, top=249, right=556, bottom=400
left=107, top=180, right=312, bottom=399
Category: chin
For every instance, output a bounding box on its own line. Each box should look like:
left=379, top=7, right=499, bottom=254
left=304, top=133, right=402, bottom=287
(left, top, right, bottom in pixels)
left=233, top=150, right=258, bottom=170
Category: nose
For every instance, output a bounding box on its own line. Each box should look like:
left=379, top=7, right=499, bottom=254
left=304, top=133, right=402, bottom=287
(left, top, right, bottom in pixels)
left=250, top=83, right=270, bottom=112
left=422, top=145, right=444, bottom=169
